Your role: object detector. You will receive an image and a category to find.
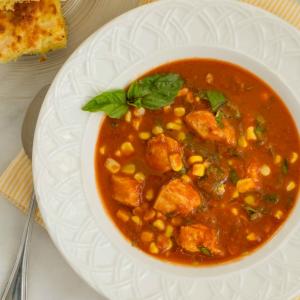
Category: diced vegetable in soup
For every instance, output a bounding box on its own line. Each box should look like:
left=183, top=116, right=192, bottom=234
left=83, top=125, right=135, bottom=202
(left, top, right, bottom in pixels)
left=89, top=59, right=300, bottom=265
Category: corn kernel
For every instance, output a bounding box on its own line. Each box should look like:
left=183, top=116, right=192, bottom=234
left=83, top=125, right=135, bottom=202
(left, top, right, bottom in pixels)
left=244, top=195, right=256, bottom=206
left=246, top=233, right=257, bottom=241
left=124, top=111, right=132, bottom=123
left=152, top=126, right=163, bottom=135
left=177, top=88, right=189, bottom=97
left=132, top=118, right=141, bottom=131
left=149, top=242, right=159, bottom=254
left=139, top=132, right=151, bottom=140
left=169, top=153, right=183, bottom=172
left=274, top=210, right=283, bottom=220
left=260, top=164, right=271, bottom=176
left=274, top=155, right=282, bottom=164
left=157, top=235, right=173, bottom=251
left=143, top=210, right=156, bottom=221
left=188, top=155, right=203, bottom=165
left=133, top=108, right=145, bottom=117
left=195, top=96, right=200, bottom=102
left=166, top=122, right=182, bottom=131
left=99, top=146, right=106, bottom=155
left=131, top=215, right=142, bottom=225
left=116, top=209, right=130, bottom=222
left=236, top=178, right=256, bottom=193
left=165, top=225, right=174, bottom=237
left=120, top=142, right=135, bottom=156
left=216, top=184, right=226, bottom=196
left=134, top=172, right=145, bottom=183
left=141, top=231, right=154, bottom=242
left=121, top=164, right=136, bottom=175
left=105, top=158, right=120, bottom=174
left=246, top=126, right=257, bottom=141
left=128, top=134, right=134, bottom=142
left=231, top=208, right=239, bottom=216
left=153, top=219, right=165, bottom=231
left=175, top=118, right=183, bottom=125
left=177, top=132, right=186, bottom=141
left=232, top=189, right=239, bottom=199
left=286, top=181, right=296, bottom=192
left=145, top=189, right=154, bottom=201
left=114, top=150, right=122, bottom=157
left=174, top=107, right=186, bottom=117
left=192, top=163, right=206, bottom=177
left=163, top=105, right=171, bottom=112
left=238, top=136, right=248, bottom=148
left=290, top=152, right=298, bottom=164
left=181, top=174, right=192, bottom=183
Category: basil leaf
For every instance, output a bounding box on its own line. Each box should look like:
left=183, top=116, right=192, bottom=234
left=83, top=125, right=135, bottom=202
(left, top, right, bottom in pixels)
left=198, top=246, right=212, bottom=256
left=263, top=194, right=279, bottom=204
left=254, top=115, right=266, bottom=140
left=244, top=206, right=264, bottom=221
left=127, top=73, right=184, bottom=110
left=203, top=90, right=227, bottom=112
left=229, top=168, right=239, bottom=185
left=82, top=89, right=128, bottom=118
left=282, top=159, right=289, bottom=175
left=215, top=110, right=224, bottom=128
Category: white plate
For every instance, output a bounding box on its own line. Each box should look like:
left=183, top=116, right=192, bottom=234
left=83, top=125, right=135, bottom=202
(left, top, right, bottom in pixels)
left=33, top=0, right=300, bottom=299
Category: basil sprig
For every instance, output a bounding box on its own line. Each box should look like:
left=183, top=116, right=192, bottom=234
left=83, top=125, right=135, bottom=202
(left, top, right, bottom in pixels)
left=82, top=73, right=184, bottom=118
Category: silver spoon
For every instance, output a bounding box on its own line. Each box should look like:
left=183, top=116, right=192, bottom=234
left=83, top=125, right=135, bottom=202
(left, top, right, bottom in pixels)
left=1, top=85, right=49, bottom=300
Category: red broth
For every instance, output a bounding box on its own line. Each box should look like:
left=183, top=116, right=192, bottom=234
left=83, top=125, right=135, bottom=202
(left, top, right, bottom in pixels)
left=95, top=59, right=300, bottom=265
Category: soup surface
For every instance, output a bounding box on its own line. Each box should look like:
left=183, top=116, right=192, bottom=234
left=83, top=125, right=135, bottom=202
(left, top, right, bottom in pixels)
left=95, top=59, right=300, bottom=265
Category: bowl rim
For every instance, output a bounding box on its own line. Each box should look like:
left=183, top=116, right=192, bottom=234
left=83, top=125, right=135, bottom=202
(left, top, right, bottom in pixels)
left=81, top=45, right=300, bottom=278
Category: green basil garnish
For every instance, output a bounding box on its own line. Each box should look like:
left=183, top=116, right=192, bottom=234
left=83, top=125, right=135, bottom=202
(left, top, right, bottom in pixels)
left=82, top=73, right=184, bottom=118
left=82, top=90, right=128, bottom=118
left=263, top=194, right=279, bottom=204
left=282, top=159, right=289, bottom=175
left=127, top=73, right=184, bottom=109
left=244, top=206, right=264, bottom=221
left=201, top=90, right=227, bottom=112
left=215, top=110, right=224, bottom=128
left=229, top=168, right=239, bottom=185
left=198, top=246, right=212, bottom=256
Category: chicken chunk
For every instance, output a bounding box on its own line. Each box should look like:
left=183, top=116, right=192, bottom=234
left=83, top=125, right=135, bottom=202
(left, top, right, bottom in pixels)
left=112, top=175, right=142, bottom=207
left=146, top=134, right=183, bottom=173
left=236, top=160, right=262, bottom=193
left=185, top=111, right=236, bottom=145
left=178, top=224, right=223, bottom=255
left=154, top=179, right=201, bottom=215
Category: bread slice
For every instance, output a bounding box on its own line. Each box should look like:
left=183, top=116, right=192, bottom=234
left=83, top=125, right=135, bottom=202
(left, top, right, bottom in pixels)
left=0, top=0, right=67, bottom=62
left=0, top=0, right=38, bottom=10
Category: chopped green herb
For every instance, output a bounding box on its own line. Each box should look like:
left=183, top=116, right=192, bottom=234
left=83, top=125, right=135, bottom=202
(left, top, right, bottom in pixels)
left=178, top=167, right=187, bottom=175
left=263, top=194, right=279, bottom=204
left=215, top=110, right=224, bottom=128
left=198, top=246, right=212, bottom=256
left=82, top=73, right=184, bottom=118
left=229, top=168, right=239, bottom=185
left=244, top=206, right=264, bottom=221
left=127, top=73, right=184, bottom=110
left=200, top=90, right=227, bottom=112
left=282, top=159, right=289, bottom=175
left=254, top=115, right=266, bottom=140
left=226, top=102, right=241, bottom=119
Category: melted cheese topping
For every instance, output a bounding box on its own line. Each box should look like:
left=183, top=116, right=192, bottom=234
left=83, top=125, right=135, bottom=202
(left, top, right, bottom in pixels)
left=0, top=0, right=38, bottom=11
left=0, top=0, right=67, bottom=62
